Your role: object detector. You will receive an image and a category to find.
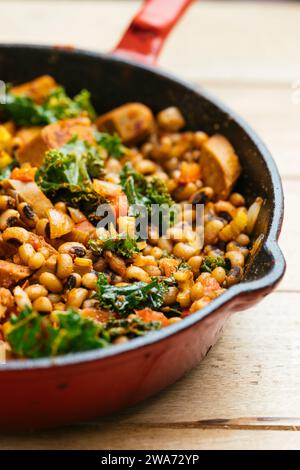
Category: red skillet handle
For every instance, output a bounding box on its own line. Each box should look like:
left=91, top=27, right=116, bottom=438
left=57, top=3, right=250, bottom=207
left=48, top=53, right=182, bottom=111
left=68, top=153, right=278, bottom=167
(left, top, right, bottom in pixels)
left=113, top=0, right=195, bottom=64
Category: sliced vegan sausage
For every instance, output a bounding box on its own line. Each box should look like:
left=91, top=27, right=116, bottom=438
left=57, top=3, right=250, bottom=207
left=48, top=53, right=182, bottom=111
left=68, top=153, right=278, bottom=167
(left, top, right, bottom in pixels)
left=200, top=134, right=241, bottom=199
left=0, top=260, right=31, bottom=288
left=97, top=103, right=154, bottom=145
left=16, top=117, right=95, bottom=167
left=11, top=75, right=57, bottom=104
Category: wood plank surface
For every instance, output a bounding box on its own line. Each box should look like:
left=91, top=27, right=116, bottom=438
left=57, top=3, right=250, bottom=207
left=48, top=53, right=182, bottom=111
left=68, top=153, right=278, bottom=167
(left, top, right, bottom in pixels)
left=0, top=0, right=299, bottom=450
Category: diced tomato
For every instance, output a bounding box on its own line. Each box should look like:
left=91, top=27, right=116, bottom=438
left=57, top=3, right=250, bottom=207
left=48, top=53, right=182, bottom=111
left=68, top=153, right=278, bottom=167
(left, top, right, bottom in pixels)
left=135, top=308, right=170, bottom=327
left=202, top=276, right=221, bottom=296
left=10, top=166, right=36, bottom=182
left=179, top=162, right=201, bottom=184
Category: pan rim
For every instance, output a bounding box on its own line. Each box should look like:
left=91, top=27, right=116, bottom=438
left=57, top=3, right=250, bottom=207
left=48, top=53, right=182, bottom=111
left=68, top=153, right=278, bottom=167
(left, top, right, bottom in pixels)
left=0, top=44, right=285, bottom=371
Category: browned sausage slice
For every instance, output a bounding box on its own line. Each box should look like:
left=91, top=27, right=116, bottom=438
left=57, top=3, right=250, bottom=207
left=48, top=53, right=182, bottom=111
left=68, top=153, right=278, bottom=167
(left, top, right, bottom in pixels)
left=0, top=260, right=31, bottom=288
left=97, top=103, right=154, bottom=145
left=11, top=75, right=57, bottom=104
left=16, top=117, right=95, bottom=167
left=200, top=134, right=241, bottom=199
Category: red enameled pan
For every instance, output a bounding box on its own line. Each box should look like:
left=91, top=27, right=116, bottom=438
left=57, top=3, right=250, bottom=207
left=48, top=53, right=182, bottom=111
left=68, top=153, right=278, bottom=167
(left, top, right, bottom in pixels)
left=0, top=0, right=285, bottom=430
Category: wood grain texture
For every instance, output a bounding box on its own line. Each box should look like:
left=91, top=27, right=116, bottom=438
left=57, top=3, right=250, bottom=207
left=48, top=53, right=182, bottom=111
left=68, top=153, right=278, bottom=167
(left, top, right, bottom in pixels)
left=0, top=0, right=299, bottom=450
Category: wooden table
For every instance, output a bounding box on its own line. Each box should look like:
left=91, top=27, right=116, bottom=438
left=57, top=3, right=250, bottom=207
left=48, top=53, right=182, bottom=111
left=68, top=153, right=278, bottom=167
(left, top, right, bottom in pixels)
left=1, top=0, right=300, bottom=450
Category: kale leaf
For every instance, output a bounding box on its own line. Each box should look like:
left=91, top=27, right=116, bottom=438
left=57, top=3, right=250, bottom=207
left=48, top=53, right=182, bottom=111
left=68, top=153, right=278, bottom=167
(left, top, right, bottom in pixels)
left=96, top=273, right=172, bottom=316
left=89, top=234, right=140, bottom=259
left=5, top=306, right=162, bottom=358
left=0, top=87, right=95, bottom=126
left=95, top=131, right=126, bottom=159
left=120, top=163, right=176, bottom=226
left=5, top=307, right=108, bottom=358
left=201, top=256, right=231, bottom=273
left=35, top=136, right=105, bottom=218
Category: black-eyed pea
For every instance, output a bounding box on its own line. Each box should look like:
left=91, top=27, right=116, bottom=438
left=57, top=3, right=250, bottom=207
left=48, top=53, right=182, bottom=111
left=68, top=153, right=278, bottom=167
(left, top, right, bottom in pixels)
left=204, top=219, right=224, bottom=245
left=65, top=273, right=82, bottom=290
left=135, top=159, right=156, bottom=174
left=18, top=243, right=36, bottom=264
left=2, top=226, right=29, bottom=246
left=35, top=218, right=50, bottom=238
left=32, top=296, right=52, bottom=313
left=58, top=242, right=86, bottom=258
left=229, top=193, right=246, bottom=207
left=191, top=282, right=204, bottom=301
left=173, top=242, right=199, bottom=261
left=236, top=233, right=250, bottom=246
left=0, top=209, right=20, bottom=231
left=176, top=289, right=191, bottom=309
left=157, top=107, right=185, bottom=132
left=211, top=267, right=226, bottom=284
left=48, top=293, right=61, bottom=303
left=13, top=286, right=31, bottom=310
left=53, top=302, right=66, bottom=311
left=44, top=254, right=57, bottom=273
left=38, top=247, right=50, bottom=259
left=67, top=288, right=88, bottom=308
left=143, top=265, right=161, bottom=277
left=226, top=266, right=243, bottom=287
left=113, top=336, right=129, bottom=345
left=17, top=202, right=38, bottom=228
left=81, top=272, right=98, bottom=290
left=25, top=284, right=48, bottom=300
left=225, top=250, right=245, bottom=268
left=56, top=253, right=74, bottom=279
left=28, top=252, right=45, bottom=270
left=0, top=195, right=16, bottom=211
left=163, top=286, right=179, bottom=305
left=126, top=266, right=151, bottom=283
left=188, top=255, right=203, bottom=275
left=39, top=272, right=63, bottom=293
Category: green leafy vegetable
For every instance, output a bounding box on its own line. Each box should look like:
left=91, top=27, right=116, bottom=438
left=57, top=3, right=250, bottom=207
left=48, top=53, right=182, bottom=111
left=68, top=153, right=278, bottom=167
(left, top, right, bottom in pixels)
left=0, top=87, right=95, bottom=126
left=5, top=307, right=108, bottom=358
left=120, top=163, right=176, bottom=226
left=5, top=307, right=162, bottom=358
left=96, top=273, right=172, bottom=316
left=201, top=256, right=230, bottom=273
left=95, top=130, right=126, bottom=159
left=0, top=158, right=18, bottom=180
left=35, top=136, right=106, bottom=219
left=89, top=234, right=140, bottom=259
left=178, top=261, right=192, bottom=271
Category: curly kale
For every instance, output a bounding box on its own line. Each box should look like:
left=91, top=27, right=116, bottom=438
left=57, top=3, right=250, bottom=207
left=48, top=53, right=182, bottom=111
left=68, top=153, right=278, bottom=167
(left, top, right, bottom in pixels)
left=120, top=163, right=176, bottom=226
left=96, top=273, right=173, bottom=316
left=95, top=131, right=126, bottom=159
left=89, top=234, right=140, bottom=259
left=5, top=307, right=162, bottom=358
left=35, top=136, right=106, bottom=218
left=0, top=86, right=95, bottom=126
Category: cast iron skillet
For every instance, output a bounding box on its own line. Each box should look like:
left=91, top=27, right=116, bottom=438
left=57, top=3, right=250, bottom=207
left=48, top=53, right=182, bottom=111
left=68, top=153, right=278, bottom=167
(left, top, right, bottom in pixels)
left=0, top=0, right=285, bottom=430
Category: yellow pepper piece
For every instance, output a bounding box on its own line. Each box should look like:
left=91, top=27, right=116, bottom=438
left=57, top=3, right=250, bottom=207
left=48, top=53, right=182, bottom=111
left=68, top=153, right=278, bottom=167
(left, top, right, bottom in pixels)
left=0, top=126, right=12, bottom=149
left=0, top=150, right=12, bottom=169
